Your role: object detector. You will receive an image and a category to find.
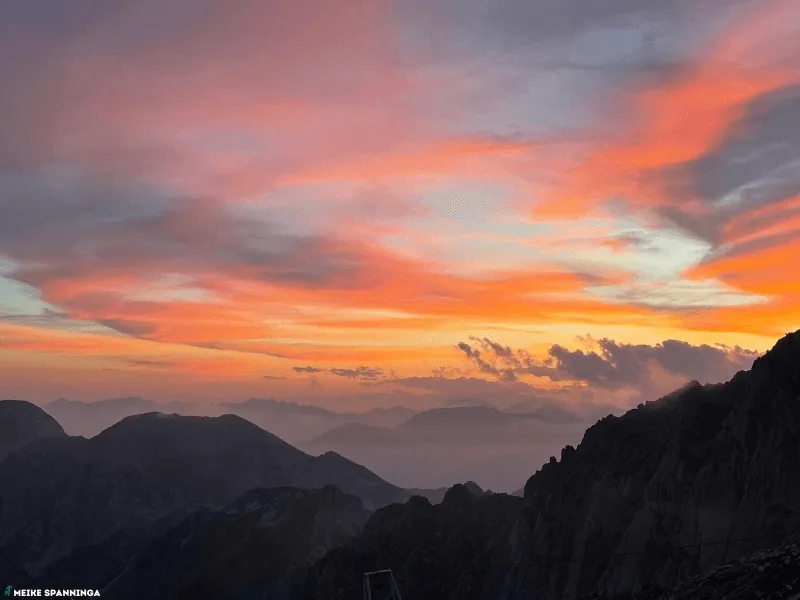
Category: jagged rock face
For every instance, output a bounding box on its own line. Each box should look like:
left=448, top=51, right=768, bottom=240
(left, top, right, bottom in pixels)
left=102, top=486, right=370, bottom=600
left=294, top=485, right=523, bottom=600
left=0, top=400, right=66, bottom=459
left=510, top=331, right=800, bottom=599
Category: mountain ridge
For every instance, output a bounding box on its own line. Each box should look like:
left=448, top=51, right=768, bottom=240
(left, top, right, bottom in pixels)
left=0, top=411, right=407, bottom=580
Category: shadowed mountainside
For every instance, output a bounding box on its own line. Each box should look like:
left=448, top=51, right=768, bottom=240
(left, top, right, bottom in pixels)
left=102, top=485, right=371, bottom=600
left=0, top=399, right=66, bottom=460
left=0, top=412, right=407, bottom=581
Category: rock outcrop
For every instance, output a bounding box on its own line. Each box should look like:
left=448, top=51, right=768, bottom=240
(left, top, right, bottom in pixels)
left=295, top=484, right=523, bottom=599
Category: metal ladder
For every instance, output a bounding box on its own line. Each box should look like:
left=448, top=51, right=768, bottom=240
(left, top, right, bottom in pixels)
left=363, top=569, right=404, bottom=600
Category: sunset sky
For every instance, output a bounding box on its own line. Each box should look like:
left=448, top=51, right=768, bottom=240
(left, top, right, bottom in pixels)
left=1, top=0, right=798, bottom=412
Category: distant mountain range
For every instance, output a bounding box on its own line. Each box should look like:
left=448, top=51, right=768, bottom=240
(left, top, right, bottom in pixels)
left=41, top=396, right=417, bottom=443
left=39, top=396, right=589, bottom=491
left=301, top=404, right=590, bottom=491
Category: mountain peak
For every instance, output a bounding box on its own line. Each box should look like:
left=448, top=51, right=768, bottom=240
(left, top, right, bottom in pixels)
left=0, top=399, right=67, bottom=459
left=95, top=411, right=295, bottom=452
left=462, top=481, right=487, bottom=497
left=750, top=328, right=800, bottom=372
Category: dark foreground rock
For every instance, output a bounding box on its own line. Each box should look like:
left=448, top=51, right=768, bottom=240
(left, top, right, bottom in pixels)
left=102, top=486, right=369, bottom=600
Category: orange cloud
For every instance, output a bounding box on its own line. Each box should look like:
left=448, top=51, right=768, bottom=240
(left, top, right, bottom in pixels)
left=684, top=237, right=800, bottom=298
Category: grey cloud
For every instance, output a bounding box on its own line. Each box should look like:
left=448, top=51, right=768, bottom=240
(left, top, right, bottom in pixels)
left=456, top=340, right=519, bottom=381
left=291, top=365, right=387, bottom=381
left=0, top=169, right=377, bottom=303
left=262, top=375, right=286, bottom=380
left=399, top=0, right=745, bottom=78
left=95, top=319, right=159, bottom=338
left=545, top=344, right=622, bottom=385
left=482, top=0, right=749, bottom=42
left=455, top=335, right=761, bottom=390
left=654, top=206, right=725, bottom=246
left=532, top=338, right=761, bottom=389
left=658, top=84, right=800, bottom=245
left=0, top=307, right=66, bottom=324
left=329, top=366, right=386, bottom=381
left=0, top=168, right=172, bottom=244
left=121, top=358, right=179, bottom=369
left=292, top=366, right=324, bottom=373
left=689, top=85, right=800, bottom=208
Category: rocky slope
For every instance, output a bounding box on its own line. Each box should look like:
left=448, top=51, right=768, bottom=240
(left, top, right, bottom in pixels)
left=102, top=485, right=370, bottom=600
left=607, top=541, right=800, bottom=600
left=658, top=541, right=800, bottom=600
left=0, top=399, right=66, bottom=459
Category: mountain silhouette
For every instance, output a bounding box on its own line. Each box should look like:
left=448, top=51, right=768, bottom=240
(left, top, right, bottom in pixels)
left=42, top=396, right=417, bottom=442
left=0, top=399, right=66, bottom=459
left=0, top=412, right=406, bottom=581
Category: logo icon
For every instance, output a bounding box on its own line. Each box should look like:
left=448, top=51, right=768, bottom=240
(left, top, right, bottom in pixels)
left=4, top=586, right=11, bottom=597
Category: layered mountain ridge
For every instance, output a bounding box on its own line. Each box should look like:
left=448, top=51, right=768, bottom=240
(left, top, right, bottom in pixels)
left=0, top=411, right=407, bottom=581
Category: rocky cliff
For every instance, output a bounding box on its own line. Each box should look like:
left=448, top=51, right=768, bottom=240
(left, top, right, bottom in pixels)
left=511, top=330, right=800, bottom=598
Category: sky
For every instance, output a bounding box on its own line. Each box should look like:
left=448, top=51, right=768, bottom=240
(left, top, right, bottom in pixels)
left=0, top=0, right=798, bottom=413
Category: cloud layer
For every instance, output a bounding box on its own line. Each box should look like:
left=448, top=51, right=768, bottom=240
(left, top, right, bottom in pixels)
left=0, top=0, right=796, bottom=408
